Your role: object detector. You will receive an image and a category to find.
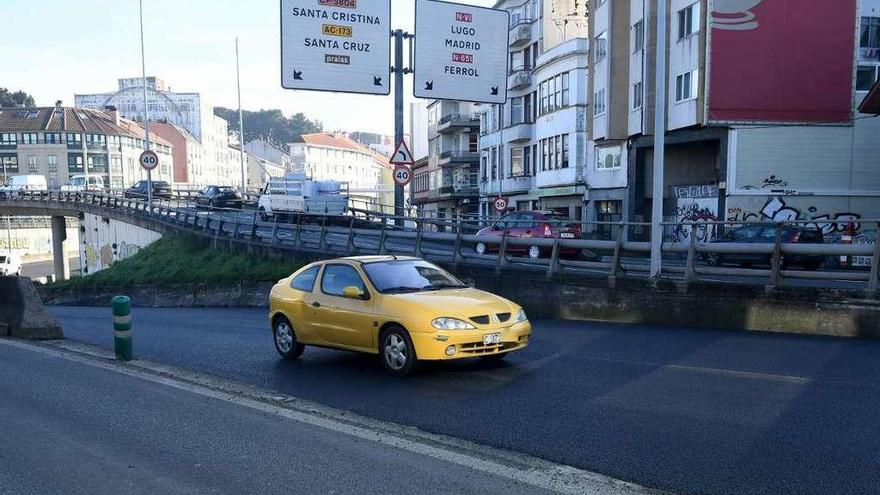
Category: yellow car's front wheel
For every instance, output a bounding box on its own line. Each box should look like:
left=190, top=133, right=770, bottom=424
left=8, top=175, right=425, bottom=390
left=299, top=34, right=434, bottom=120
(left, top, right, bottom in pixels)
left=273, top=316, right=305, bottom=360
left=380, top=326, right=418, bottom=376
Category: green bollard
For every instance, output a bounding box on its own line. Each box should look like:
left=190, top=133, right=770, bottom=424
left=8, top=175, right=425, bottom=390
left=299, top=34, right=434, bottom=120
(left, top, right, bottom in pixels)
left=112, top=296, right=133, bottom=361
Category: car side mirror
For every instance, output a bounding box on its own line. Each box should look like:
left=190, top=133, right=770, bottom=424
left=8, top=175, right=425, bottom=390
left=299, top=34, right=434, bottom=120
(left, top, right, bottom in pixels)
left=492, top=224, right=503, bottom=231
left=342, top=286, right=366, bottom=300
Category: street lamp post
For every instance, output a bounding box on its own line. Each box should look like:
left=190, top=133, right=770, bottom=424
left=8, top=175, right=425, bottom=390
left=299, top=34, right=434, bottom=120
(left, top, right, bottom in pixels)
left=650, top=0, right=669, bottom=277
left=2, top=160, right=11, bottom=254
left=139, top=0, right=153, bottom=209
left=236, top=37, right=247, bottom=192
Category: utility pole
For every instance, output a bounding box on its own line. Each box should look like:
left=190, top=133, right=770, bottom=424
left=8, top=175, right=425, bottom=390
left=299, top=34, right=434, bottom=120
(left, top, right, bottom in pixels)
left=650, top=0, right=668, bottom=277
left=2, top=160, right=10, bottom=255
left=236, top=37, right=247, bottom=191
left=139, top=0, right=153, bottom=208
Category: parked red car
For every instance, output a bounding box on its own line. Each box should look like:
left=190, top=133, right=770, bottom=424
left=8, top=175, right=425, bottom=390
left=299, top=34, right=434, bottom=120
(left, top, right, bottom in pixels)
left=475, top=211, right=583, bottom=259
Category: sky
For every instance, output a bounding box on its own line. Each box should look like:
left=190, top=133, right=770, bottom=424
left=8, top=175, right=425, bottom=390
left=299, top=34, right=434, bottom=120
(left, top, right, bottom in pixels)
left=2, top=0, right=495, bottom=136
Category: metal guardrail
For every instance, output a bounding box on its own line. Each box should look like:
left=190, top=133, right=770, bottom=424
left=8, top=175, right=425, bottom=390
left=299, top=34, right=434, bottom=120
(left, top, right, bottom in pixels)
left=1, top=190, right=878, bottom=291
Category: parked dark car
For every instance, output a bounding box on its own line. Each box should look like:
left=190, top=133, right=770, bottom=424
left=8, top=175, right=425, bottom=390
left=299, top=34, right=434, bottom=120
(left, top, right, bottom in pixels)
left=123, top=180, right=172, bottom=200
left=195, top=185, right=243, bottom=209
left=704, top=225, right=825, bottom=270
left=475, top=211, right=583, bottom=260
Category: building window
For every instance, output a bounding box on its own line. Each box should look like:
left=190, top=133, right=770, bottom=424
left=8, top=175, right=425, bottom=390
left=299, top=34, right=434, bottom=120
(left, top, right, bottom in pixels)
left=593, top=89, right=606, bottom=116
left=524, top=92, right=535, bottom=123
left=595, top=32, right=608, bottom=62
left=861, top=17, right=880, bottom=49
left=44, top=133, right=62, bottom=144
left=21, top=133, right=39, bottom=144
left=523, top=145, right=532, bottom=176
left=68, top=154, right=84, bottom=172
left=0, top=133, right=17, bottom=147
left=632, top=20, right=645, bottom=53
left=561, top=135, right=569, bottom=169
left=675, top=71, right=697, bottom=102
left=47, top=155, right=57, bottom=172
left=596, top=146, right=622, bottom=170
left=0, top=154, right=18, bottom=172
left=511, top=148, right=523, bottom=177
left=632, top=81, right=643, bottom=110
left=678, top=3, right=701, bottom=40
left=481, top=153, right=488, bottom=181
left=561, top=72, right=570, bottom=107
left=511, top=96, right=524, bottom=125
left=28, top=155, right=37, bottom=173
left=541, top=139, right=549, bottom=171
left=596, top=200, right=622, bottom=240
left=539, top=72, right=570, bottom=116
left=857, top=65, right=879, bottom=91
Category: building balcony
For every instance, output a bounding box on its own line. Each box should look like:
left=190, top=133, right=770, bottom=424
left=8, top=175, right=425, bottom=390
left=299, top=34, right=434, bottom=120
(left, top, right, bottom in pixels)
left=481, top=175, right=535, bottom=196
left=508, top=68, right=532, bottom=90
left=509, top=19, right=535, bottom=48
left=504, top=121, right=533, bottom=142
left=437, top=113, right=480, bottom=133
left=438, top=150, right=479, bottom=165
left=436, top=185, right=479, bottom=197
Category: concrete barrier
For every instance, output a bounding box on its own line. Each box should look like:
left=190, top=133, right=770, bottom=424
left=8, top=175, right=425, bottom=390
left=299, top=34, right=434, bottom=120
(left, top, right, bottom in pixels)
left=0, top=277, right=63, bottom=339
left=36, top=267, right=880, bottom=339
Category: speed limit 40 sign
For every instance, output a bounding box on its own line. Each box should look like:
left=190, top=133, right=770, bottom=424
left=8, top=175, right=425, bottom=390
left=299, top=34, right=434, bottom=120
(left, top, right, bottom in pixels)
left=139, top=150, right=159, bottom=171
left=393, top=165, right=412, bottom=187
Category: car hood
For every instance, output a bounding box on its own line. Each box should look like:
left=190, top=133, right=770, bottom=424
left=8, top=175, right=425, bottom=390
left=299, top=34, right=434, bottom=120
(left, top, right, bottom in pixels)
left=390, top=288, right=519, bottom=323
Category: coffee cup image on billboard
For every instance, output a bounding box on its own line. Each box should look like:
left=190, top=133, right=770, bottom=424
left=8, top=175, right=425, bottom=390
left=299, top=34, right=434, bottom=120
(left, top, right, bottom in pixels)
left=712, top=0, right=765, bottom=30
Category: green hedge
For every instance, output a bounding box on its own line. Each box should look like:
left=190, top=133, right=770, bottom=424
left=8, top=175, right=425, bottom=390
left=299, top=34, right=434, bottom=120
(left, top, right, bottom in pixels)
left=52, top=235, right=302, bottom=289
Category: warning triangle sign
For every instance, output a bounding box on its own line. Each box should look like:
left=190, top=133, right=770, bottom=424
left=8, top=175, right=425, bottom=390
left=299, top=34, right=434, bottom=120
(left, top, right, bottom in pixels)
left=390, top=140, right=414, bottom=165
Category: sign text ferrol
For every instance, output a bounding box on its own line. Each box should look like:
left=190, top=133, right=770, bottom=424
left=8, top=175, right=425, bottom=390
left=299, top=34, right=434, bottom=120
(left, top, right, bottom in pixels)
left=413, top=0, right=510, bottom=104
left=280, top=0, right=391, bottom=95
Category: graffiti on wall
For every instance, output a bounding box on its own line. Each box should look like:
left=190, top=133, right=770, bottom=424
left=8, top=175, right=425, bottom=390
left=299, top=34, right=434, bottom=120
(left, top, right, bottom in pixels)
left=673, top=198, right=719, bottom=243
left=726, top=196, right=865, bottom=240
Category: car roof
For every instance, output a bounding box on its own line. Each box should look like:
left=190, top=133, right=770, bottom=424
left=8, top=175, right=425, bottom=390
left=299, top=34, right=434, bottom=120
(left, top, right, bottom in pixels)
left=340, top=255, right=422, bottom=264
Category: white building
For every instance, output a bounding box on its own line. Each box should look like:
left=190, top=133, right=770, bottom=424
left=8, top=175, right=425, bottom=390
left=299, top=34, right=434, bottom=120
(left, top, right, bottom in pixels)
left=478, top=0, right=590, bottom=220
left=289, top=133, right=394, bottom=207
left=75, top=77, right=236, bottom=187
left=245, top=139, right=292, bottom=174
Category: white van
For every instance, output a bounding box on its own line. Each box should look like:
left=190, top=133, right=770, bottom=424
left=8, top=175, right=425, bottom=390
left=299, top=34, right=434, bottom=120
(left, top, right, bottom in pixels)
left=1, top=175, right=47, bottom=197
left=0, top=253, right=21, bottom=277
left=61, top=174, right=105, bottom=192
left=257, top=176, right=348, bottom=221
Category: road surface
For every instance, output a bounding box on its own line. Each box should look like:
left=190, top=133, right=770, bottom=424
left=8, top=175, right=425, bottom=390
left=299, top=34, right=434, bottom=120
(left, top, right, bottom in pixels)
left=51, top=306, right=880, bottom=495
left=0, top=340, right=563, bottom=495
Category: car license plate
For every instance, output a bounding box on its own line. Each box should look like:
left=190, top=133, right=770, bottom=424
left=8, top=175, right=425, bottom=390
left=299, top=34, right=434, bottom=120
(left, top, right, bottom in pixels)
left=483, top=333, right=501, bottom=345
left=560, top=233, right=575, bottom=239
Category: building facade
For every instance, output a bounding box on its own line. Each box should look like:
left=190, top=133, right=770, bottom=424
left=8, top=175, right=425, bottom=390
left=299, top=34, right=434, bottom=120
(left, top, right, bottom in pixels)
left=0, top=105, right=173, bottom=189
left=75, top=77, right=238, bottom=187
left=478, top=0, right=590, bottom=221
left=593, top=0, right=880, bottom=243
left=289, top=133, right=394, bottom=208
left=414, top=100, right=481, bottom=219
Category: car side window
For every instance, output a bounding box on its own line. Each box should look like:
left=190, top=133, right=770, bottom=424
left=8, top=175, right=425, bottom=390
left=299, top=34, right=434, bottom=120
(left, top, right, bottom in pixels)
left=321, top=265, right=367, bottom=297
left=290, top=266, right=320, bottom=292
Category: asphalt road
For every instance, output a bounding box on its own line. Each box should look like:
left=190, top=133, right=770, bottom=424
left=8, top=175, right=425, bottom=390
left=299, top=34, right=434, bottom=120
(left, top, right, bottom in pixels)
left=51, top=306, right=880, bottom=495
left=0, top=341, right=555, bottom=495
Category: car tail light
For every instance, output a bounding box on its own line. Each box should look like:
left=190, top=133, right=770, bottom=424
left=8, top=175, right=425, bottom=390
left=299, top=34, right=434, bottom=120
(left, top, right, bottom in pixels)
left=543, top=224, right=552, bottom=237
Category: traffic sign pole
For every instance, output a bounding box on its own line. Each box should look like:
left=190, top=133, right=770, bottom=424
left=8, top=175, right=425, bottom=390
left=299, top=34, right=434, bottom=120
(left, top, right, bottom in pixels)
left=392, top=29, right=408, bottom=227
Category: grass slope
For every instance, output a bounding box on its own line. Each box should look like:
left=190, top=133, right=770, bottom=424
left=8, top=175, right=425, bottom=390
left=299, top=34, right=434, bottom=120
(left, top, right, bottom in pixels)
left=52, top=235, right=302, bottom=289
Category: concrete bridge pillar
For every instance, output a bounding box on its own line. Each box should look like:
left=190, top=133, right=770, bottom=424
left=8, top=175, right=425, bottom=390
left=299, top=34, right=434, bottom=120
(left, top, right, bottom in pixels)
left=51, top=216, right=69, bottom=281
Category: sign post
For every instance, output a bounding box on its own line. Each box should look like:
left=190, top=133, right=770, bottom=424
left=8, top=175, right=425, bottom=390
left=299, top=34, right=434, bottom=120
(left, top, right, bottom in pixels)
left=139, top=150, right=159, bottom=206
left=413, top=0, right=510, bottom=104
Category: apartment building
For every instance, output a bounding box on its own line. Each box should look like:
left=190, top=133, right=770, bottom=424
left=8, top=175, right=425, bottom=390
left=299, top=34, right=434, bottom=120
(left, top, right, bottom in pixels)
left=289, top=133, right=394, bottom=208
left=592, top=0, right=880, bottom=241
left=412, top=100, right=481, bottom=219
left=478, top=0, right=590, bottom=220
left=0, top=105, right=173, bottom=189
left=76, top=77, right=238, bottom=187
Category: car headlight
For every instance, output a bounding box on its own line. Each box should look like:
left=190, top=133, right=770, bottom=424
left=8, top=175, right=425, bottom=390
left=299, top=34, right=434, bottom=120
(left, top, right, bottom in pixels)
left=514, top=309, right=528, bottom=323
left=431, top=317, right=475, bottom=330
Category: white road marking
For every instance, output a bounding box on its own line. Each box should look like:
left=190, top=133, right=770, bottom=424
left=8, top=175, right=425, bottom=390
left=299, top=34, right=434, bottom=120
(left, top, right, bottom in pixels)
left=0, top=338, right=670, bottom=495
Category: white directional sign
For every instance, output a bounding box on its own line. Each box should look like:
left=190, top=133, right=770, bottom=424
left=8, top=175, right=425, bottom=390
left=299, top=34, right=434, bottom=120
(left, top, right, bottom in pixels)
left=390, top=140, right=414, bottom=165
left=139, top=150, right=159, bottom=171
left=281, top=0, right=391, bottom=95
left=413, top=0, right=510, bottom=104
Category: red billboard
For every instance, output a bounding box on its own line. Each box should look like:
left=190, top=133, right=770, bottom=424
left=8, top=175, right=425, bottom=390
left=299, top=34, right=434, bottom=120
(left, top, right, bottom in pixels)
left=708, top=0, right=857, bottom=123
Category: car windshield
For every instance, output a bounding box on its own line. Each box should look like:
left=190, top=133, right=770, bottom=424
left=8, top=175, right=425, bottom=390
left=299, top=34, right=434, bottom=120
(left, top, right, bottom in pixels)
left=217, top=187, right=236, bottom=193
left=363, top=260, right=467, bottom=294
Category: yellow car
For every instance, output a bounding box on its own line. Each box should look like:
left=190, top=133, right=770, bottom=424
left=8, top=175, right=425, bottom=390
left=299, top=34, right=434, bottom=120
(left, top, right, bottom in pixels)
left=268, top=256, right=531, bottom=375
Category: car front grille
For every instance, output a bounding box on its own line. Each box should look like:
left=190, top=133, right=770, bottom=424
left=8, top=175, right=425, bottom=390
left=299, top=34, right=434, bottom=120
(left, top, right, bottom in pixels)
left=470, top=315, right=490, bottom=325
left=496, top=312, right=511, bottom=323
left=459, top=335, right=529, bottom=355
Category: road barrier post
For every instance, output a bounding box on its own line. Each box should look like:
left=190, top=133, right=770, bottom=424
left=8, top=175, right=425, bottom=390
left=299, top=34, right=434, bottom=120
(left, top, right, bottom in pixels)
left=347, top=217, right=356, bottom=253
left=770, top=223, right=784, bottom=287
left=870, top=222, right=880, bottom=292
left=112, top=295, right=133, bottom=362
left=685, top=228, right=697, bottom=282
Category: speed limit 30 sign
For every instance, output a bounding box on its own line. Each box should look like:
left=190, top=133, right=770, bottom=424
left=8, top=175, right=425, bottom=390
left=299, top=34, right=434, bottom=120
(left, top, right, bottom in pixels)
left=393, top=165, right=412, bottom=187
left=139, top=150, right=159, bottom=171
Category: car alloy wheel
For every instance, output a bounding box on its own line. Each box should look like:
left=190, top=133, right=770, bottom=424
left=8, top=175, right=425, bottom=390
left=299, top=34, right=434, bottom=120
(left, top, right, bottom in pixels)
left=475, top=242, right=487, bottom=255
left=528, top=246, right=541, bottom=260
left=273, top=317, right=304, bottom=360
left=381, top=327, right=417, bottom=376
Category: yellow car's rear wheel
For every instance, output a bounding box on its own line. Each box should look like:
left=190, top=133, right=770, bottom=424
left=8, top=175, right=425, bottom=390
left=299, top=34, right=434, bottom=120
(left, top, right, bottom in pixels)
left=380, top=326, right=418, bottom=376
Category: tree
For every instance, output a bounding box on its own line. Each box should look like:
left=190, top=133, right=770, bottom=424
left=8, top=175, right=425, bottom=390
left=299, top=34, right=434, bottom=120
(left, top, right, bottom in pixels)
left=214, top=107, right=323, bottom=151
left=0, top=88, right=36, bottom=108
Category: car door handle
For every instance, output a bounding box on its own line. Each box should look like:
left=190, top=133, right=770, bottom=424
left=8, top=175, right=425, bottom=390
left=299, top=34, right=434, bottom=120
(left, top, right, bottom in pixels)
left=312, top=302, right=321, bottom=308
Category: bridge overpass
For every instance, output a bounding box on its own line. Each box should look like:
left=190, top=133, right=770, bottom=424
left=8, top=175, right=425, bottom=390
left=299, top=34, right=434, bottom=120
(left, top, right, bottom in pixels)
left=1, top=190, right=878, bottom=291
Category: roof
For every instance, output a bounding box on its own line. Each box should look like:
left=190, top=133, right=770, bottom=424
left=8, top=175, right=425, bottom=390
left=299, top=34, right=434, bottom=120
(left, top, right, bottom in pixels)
left=0, top=106, right=172, bottom=146
left=858, top=80, right=880, bottom=115
left=298, top=133, right=394, bottom=169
